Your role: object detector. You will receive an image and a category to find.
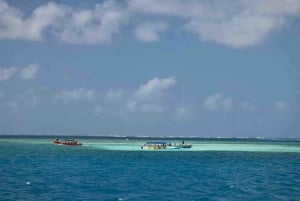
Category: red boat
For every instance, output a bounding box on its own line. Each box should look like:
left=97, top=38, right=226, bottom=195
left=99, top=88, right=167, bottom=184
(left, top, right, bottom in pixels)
left=53, top=138, right=82, bottom=146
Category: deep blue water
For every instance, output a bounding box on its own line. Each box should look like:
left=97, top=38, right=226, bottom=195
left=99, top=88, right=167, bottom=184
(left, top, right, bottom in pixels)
left=1, top=140, right=300, bottom=200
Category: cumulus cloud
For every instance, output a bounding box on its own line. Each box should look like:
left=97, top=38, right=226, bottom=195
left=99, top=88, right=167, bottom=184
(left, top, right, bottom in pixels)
left=203, top=93, right=232, bottom=111
left=274, top=100, right=288, bottom=111
left=55, top=88, right=95, bottom=103
left=0, top=1, right=68, bottom=40
left=134, top=77, right=176, bottom=101
left=2, top=0, right=299, bottom=47
left=0, top=64, right=38, bottom=81
left=19, top=64, right=39, bottom=80
left=0, top=0, right=127, bottom=44
left=134, top=21, right=168, bottom=42
left=54, top=1, right=128, bottom=45
left=126, top=77, right=176, bottom=113
left=129, top=0, right=300, bottom=48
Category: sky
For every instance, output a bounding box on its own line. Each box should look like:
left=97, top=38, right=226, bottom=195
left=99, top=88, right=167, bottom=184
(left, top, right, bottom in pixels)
left=0, top=0, right=300, bottom=137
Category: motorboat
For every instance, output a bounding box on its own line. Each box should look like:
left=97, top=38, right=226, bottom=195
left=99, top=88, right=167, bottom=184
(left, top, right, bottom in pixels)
left=141, top=141, right=172, bottom=150
left=53, top=138, right=82, bottom=146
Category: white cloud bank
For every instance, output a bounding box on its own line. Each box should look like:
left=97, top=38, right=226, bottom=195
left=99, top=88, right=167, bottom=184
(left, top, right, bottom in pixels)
left=129, top=0, right=300, bottom=48
left=203, top=93, right=232, bottom=111
left=1, top=0, right=300, bottom=48
left=0, top=64, right=39, bottom=81
left=54, top=1, right=128, bottom=45
left=0, top=1, right=67, bottom=40
left=0, top=0, right=127, bottom=45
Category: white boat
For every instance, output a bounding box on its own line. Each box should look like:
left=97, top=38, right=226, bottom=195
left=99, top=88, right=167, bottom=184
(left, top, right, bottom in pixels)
left=141, top=141, right=172, bottom=150
left=141, top=141, right=192, bottom=150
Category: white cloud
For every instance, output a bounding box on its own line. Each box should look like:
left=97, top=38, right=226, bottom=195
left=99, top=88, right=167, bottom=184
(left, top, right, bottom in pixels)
left=19, top=64, right=39, bottom=80
left=184, top=15, right=279, bottom=48
left=106, top=89, right=123, bottom=101
left=0, top=64, right=38, bottom=81
left=0, top=1, right=68, bottom=40
left=241, top=101, right=255, bottom=111
left=0, top=67, right=17, bottom=81
left=55, top=88, right=95, bottom=103
left=134, top=77, right=176, bottom=101
left=128, top=0, right=220, bottom=19
left=203, top=93, right=232, bottom=111
left=55, top=1, right=128, bottom=45
left=0, top=1, right=127, bottom=44
left=274, top=100, right=288, bottom=111
left=134, top=21, right=168, bottom=42
left=2, top=0, right=299, bottom=47
left=126, top=77, right=176, bottom=113
left=129, top=0, right=300, bottom=48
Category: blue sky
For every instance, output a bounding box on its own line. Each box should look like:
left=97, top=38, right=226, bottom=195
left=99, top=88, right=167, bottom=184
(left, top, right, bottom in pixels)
left=0, top=0, right=299, bottom=137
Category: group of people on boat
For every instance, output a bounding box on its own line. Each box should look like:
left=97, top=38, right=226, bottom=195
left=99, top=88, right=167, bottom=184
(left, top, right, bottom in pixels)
left=141, top=141, right=192, bottom=150
left=53, top=138, right=82, bottom=146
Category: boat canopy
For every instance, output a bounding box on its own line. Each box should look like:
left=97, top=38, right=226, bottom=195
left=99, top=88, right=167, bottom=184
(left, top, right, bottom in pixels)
left=145, top=141, right=169, bottom=145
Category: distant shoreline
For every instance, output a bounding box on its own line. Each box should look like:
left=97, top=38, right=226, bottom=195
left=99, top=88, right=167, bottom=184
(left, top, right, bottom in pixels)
left=0, top=134, right=299, bottom=141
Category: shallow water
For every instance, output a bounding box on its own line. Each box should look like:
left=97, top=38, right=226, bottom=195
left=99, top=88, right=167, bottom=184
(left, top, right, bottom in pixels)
left=0, top=137, right=300, bottom=200
left=1, top=137, right=300, bottom=152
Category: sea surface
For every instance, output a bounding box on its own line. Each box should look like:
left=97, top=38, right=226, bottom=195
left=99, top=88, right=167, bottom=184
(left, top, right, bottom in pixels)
left=0, top=136, right=300, bottom=201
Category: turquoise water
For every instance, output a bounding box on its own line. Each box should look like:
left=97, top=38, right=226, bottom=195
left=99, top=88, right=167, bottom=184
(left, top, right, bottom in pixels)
left=1, top=137, right=300, bottom=200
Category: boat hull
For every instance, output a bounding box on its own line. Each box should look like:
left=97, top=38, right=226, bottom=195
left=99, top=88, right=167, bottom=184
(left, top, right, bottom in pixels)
left=53, top=139, right=82, bottom=146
